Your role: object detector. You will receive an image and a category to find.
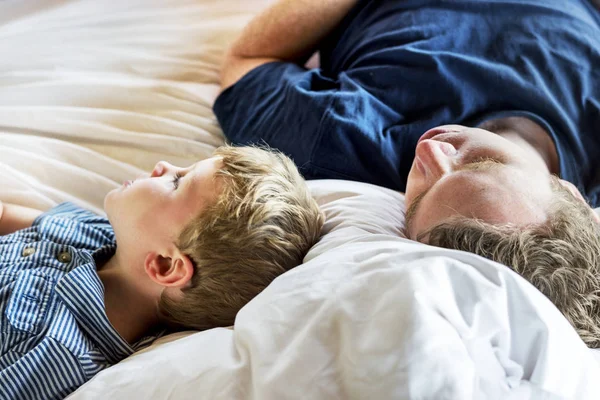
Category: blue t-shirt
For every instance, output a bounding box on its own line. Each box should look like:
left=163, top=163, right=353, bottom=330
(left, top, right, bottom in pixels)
left=213, top=0, right=600, bottom=207
left=0, top=203, right=158, bottom=400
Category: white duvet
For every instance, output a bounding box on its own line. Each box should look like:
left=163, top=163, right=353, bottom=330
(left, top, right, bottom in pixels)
left=0, top=1, right=599, bottom=399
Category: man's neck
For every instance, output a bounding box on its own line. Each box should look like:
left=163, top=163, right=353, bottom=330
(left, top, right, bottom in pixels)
left=479, top=116, right=560, bottom=175
left=97, top=255, right=160, bottom=344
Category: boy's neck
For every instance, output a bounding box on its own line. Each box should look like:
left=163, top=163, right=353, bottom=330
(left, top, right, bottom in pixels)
left=98, top=255, right=161, bottom=345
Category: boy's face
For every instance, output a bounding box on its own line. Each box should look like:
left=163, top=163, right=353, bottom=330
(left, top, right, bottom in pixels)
left=104, top=157, right=222, bottom=254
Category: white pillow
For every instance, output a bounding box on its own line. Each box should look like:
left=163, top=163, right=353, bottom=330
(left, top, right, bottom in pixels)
left=68, top=179, right=600, bottom=400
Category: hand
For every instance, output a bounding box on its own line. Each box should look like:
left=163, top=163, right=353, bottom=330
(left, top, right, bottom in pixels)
left=0, top=202, right=43, bottom=236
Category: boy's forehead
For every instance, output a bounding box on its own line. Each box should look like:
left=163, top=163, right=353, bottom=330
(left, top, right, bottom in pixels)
left=191, top=157, right=221, bottom=177
left=197, top=156, right=223, bottom=175
left=185, top=158, right=223, bottom=203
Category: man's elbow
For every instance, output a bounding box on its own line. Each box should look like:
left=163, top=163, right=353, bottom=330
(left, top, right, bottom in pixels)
left=219, top=51, right=242, bottom=92
left=219, top=52, right=279, bottom=93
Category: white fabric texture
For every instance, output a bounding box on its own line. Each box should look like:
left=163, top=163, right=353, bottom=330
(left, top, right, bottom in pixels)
left=0, top=1, right=598, bottom=399
left=0, top=0, right=272, bottom=214
left=67, top=180, right=600, bottom=400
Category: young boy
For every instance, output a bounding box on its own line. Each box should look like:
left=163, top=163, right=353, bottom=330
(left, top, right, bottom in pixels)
left=0, top=146, right=324, bottom=400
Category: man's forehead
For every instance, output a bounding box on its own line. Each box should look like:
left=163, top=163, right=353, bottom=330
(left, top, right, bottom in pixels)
left=414, top=165, right=550, bottom=231
left=441, top=171, right=540, bottom=213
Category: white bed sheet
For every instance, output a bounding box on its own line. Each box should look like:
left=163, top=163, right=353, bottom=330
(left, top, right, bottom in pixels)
left=0, top=1, right=598, bottom=399
left=66, top=179, right=600, bottom=399
left=0, top=0, right=274, bottom=214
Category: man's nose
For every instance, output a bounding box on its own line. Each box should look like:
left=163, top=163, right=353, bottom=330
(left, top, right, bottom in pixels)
left=415, top=139, right=456, bottom=179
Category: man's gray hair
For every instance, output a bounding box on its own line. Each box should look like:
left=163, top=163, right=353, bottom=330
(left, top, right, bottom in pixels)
left=426, top=176, right=600, bottom=348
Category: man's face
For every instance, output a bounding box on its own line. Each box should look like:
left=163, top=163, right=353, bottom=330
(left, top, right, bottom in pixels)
left=404, top=125, right=554, bottom=241
left=104, top=157, right=222, bottom=253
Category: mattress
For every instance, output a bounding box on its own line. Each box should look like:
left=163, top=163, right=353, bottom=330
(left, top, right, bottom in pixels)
left=0, top=1, right=598, bottom=399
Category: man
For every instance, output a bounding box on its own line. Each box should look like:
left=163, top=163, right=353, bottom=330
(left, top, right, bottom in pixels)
left=213, top=0, right=600, bottom=346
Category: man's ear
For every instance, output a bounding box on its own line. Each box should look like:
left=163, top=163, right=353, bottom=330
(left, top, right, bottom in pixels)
left=144, top=250, right=194, bottom=289
left=557, top=178, right=600, bottom=223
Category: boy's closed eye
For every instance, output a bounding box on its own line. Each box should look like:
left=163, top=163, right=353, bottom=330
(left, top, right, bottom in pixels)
left=172, top=172, right=183, bottom=189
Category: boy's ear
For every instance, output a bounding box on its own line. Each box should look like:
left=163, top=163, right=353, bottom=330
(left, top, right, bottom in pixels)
left=144, top=250, right=194, bottom=289
left=557, top=179, right=600, bottom=223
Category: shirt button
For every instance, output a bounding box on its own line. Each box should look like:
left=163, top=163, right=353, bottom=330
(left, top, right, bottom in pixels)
left=57, top=251, right=72, bottom=263
left=22, top=247, right=36, bottom=257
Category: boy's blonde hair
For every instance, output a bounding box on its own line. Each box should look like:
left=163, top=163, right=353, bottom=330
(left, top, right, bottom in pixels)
left=425, top=177, right=600, bottom=348
left=158, top=145, right=324, bottom=330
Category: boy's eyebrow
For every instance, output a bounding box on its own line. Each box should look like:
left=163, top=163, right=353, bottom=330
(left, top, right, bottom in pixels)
left=180, top=162, right=200, bottom=193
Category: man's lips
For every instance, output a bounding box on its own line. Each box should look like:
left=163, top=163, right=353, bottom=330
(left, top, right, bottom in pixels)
left=415, top=157, right=426, bottom=175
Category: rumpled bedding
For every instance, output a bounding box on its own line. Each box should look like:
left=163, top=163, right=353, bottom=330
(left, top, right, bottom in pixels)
left=0, top=1, right=598, bottom=399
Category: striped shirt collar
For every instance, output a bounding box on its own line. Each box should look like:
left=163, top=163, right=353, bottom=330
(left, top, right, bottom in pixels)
left=54, top=243, right=136, bottom=364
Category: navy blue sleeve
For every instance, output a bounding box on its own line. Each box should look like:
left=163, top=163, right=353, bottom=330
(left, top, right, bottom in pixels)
left=213, top=0, right=600, bottom=197
left=213, top=62, right=411, bottom=189
left=213, top=62, right=338, bottom=173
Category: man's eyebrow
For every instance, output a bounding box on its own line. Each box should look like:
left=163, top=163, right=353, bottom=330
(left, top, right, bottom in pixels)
left=404, top=159, right=502, bottom=234
left=458, top=158, right=502, bottom=172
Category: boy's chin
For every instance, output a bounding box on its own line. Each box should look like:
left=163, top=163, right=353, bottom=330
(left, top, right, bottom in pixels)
left=103, top=190, right=117, bottom=215
left=105, top=184, right=126, bottom=200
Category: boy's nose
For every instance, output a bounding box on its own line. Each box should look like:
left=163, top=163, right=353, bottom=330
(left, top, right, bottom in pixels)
left=151, top=161, right=169, bottom=177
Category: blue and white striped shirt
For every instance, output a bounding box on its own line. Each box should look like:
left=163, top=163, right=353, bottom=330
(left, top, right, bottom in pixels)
left=0, top=203, right=158, bottom=400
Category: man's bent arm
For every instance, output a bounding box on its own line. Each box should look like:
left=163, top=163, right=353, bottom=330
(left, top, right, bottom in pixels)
left=220, top=0, right=359, bottom=91
left=0, top=201, right=43, bottom=236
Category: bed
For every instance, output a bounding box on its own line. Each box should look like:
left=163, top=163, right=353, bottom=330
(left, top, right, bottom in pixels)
left=0, top=0, right=599, bottom=399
